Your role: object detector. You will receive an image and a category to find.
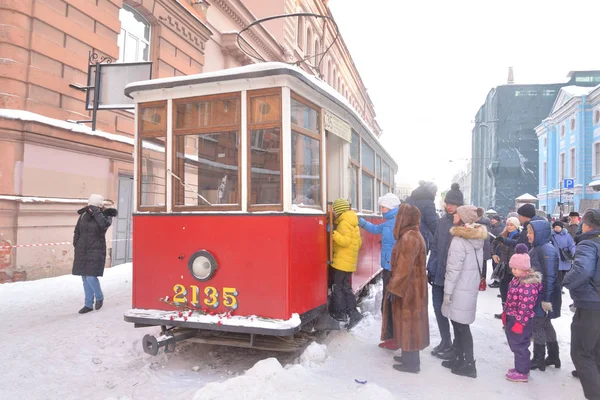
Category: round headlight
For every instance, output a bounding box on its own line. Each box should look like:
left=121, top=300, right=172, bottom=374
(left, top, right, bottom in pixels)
left=188, top=250, right=218, bottom=281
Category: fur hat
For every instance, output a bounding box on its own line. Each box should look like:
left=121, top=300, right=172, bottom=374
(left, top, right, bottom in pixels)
left=507, top=212, right=519, bottom=219
left=553, top=221, right=565, bottom=229
left=509, top=244, right=531, bottom=270
left=88, top=194, right=104, bottom=207
left=444, top=183, right=464, bottom=206
left=583, top=208, right=600, bottom=230
left=456, top=205, right=484, bottom=224
left=506, top=217, right=521, bottom=230
left=333, top=198, right=350, bottom=216
left=517, top=204, right=536, bottom=219
left=378, top=193, right=401, bottom=210
left=570, top=211, right=580, bottom=218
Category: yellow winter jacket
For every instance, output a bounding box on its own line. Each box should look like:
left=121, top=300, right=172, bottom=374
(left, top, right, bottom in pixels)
left=332, top=210, right=363, bottom=272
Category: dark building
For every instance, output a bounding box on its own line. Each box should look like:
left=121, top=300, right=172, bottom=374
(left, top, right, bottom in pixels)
left=471, top=71, right=600, bottom=215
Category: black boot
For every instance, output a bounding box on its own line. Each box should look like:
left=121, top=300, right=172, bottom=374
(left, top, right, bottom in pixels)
left=95, top=299, right=103, bottom=310
left=572, top=370, right=579, bottom=378
left=452, top=360, right=477, bottom=378
left=393, top=351, right=420, bottom=373
left=530, top=344, right=546, bottom=371
left=430, top=337, right=452, bottom=356
left=78, top=306, right=93, bottom=314
left=545, top=342, right=561, bottom=368
left=489, top=281, right=500, bottom=288
left=437, top=345, right=456, bottom=361
left=345, top=309, right=364, bottom=331
left=442, top=354, right=464, bottom=370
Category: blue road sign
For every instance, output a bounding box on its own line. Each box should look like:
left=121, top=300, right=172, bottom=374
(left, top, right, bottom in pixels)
left=564, top=179, right=575, bottom=189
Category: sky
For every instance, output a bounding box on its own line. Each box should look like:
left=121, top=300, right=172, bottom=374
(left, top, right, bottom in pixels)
left=328, top=0, right=600, bottom=192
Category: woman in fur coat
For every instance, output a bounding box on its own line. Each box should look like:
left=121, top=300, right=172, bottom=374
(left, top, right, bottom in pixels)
left=441, top=206, right=487, bottom=379
left=382, top=204, right=429, bottom=374
left=72, top=194, right=118, bottom=314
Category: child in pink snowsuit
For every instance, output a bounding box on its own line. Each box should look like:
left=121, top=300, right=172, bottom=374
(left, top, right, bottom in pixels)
left=502, top=243, right=542, bottom=382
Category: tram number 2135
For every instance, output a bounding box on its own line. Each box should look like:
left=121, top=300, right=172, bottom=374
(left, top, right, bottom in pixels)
left=172, top=284, right=239, bottom=310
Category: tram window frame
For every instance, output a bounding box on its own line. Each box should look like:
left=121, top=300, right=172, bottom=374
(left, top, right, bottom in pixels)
left=171, top=92, right=242, bottom=211
left=361, top=142, right=376, bottom=213
left=138, top=100, right=167, bottom=212
left=247, top=88, right=284, bottom=211
left=381, top=161, right=392, bottom=194
left=349, top=130, right=360, bottom=210
left=290, top=92, right=322, bottom=210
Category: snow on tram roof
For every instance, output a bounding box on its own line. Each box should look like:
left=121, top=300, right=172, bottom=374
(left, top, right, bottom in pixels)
left=125, top=62, right=397, bottom=171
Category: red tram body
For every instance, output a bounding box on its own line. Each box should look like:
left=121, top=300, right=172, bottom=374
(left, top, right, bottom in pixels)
left=124, top=63, right=396, bottom=353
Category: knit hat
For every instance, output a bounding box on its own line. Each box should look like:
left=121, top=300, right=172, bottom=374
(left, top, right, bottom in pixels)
left=444, top=183, right=464, bottom=206
left=88, top=194, right=104, bottom=207
left=506, top=217, right=521, bottom=229
left=570, top=211, right=580, bottom=218
left=490, top=215, right=501, bottom=222
left=509, top=244, right=531, bottom=270
left=507, top=212, right=519, bottom=219
left=456, top=205, right=484, bottom=224
left=552, top=221, right=565, bottom=229
left=517, top=204, right=536, bottom=219
left=378, top=193, right=401, bottom=210
left=333, top=198, right=350, bottom=216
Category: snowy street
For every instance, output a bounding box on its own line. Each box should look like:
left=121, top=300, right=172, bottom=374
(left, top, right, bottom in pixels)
left=0, top=263, right=584, bottom=400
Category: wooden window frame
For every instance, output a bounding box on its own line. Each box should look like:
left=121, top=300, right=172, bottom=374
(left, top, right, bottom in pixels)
left=247, top=88, right=284, bottom=212
left=361, top=141, right=375, bottom=177
left=171, top=92, right=242, bottom=212
left=361, top=170, right=375, bottom=213
left=137, top=100, right=168, bottom=212
left=290, top=91, right=322, bottom=210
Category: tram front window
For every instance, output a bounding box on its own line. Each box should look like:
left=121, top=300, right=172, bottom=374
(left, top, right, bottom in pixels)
left=291, top=131, right=321, bottom=207
left=138, top=102, right=167, bottom=210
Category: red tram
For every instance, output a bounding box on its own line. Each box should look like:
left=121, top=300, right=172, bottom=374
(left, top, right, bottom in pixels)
left=123, top=63, right=398, bottom=354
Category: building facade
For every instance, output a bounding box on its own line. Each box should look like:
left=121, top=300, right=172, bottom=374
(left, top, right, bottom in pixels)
left=537, top=84, right=600, bottom=216
left=0, top=0, right=381, bottom=281
left=471, top=71, right=600, bottom=216
left=451, top=160, right=471, bottom=206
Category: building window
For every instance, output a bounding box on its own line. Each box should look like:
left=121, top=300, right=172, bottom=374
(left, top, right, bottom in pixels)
left=560, top=124, right=565, bottom=138
left=595, top=143, right=600, bottom=176
left=560, top=152, right=565, bottom=180
left=297, top=16, right=304, bottom=50
left=118, top=5, right=150, bottom=62
left=248, top=89, right=282, bottom=209
left=543, top=136, right=547, bottom=148
left=306, top=27, right=312, bottom=57
left=291, top=94, right=321, bottom=208
left=571, top=117, right=576, bottom=131
left=314, top=39, right=320, bottom=66
left=542, top=161, right=547, bottom=187
left=138, top=102, right=167, bottom=210
left=570, top=148, right=576, bottom=179
left=595, top=110, right=600, bottom=125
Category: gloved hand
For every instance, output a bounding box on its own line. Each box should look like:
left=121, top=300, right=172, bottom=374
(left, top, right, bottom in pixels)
left=501, top=312, right=507, bottom=327
left=388, top=292, right=397, bottom=302
left=88, top=205, right=99, bottom=214
left=570, top=303, right=577, bottom=313
left=542, top=301, right=553, bottom=313
left=427, top=273, right=434, bottom=286
left=511, top=322, right=524, bottom=335
left=358, top=217, right=366, bottom=228
left=494, top=236, right=505, bottom=244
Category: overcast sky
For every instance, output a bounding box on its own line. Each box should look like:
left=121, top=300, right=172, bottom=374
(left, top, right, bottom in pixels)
left=328, top=0, right=600, bottom=193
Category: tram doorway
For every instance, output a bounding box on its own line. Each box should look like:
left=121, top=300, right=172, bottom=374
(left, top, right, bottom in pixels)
left=325, top=132, right=349, bottom=204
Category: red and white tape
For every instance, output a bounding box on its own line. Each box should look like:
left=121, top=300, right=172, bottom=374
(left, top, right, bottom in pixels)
left=0, top=241, right=71, bottom=249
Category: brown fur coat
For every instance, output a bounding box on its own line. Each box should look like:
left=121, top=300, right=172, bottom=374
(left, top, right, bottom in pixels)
left=381, top=204, right=430, bottom=351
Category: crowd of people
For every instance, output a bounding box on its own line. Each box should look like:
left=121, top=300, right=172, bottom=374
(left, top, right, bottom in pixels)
left=328, top=183, right=600, bottom=399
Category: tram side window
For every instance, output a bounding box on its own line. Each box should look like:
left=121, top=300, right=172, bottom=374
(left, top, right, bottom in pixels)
left=172, top=95, right=241, bottom=210
left=139, top=103, right=167, bottom=210
left=291, top=95, right=321, bottom=208
left=361, top=142, right=375, bottom=212
left=248, top=89, right=282, bottom=208
left=349, top=130, right=360, bottom=209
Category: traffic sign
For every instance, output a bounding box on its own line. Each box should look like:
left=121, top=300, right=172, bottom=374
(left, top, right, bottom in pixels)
left=564, top=193, right=574, bottom=202
left=563, top=179, right=575, bottom=189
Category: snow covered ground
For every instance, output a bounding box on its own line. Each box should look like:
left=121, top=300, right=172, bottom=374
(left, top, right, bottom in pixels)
left=0, top=263, right=585, bottom=399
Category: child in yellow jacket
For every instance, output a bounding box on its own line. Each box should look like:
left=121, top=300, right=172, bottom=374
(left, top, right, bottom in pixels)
left=331, top=198, right=364, bottom=330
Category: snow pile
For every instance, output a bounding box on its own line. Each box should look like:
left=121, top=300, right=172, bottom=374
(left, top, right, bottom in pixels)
left=296, top=342, right=328, bottom=368
left=191, top=357, right=396, bottom=400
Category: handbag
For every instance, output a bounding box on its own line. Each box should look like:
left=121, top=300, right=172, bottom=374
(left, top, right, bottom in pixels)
left=471, top=244, right=486, bottom=291
left=551, top=236, right=574, bottom=262
left=491, top=261, right=507, bottom=282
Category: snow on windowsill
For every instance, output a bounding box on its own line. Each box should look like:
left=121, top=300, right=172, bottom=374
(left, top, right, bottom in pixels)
left=0, top=109, right=134, bottom=146
left=124, top=308, right=301, bottom=330
left=0, top=195, right=115, bottom=205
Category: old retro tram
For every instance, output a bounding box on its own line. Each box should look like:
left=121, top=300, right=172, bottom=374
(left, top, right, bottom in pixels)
left=123, top=62, right=398, bottom=354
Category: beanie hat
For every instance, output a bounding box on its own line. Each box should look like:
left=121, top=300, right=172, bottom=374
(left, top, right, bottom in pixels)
left=456, top=205, right=484, bottom=224
left=333, top=198, right=350, bottom=216
left=553, top=221, right=565, bottom=229
left=418, top=180, right=438, bottom=198
left=517, top=204, right=536, bottom=219
left=490, top=215, right=501, bottom=222
left=582, top=208, right=600, bottom=230
left=509, top=244, right=531, bottom=270
left=444, top=183, right=464, bottom=206
left=88, top=194, right=104, bottom=207
left=507, top=212, right=519, bottom=219
left=378, top=193, right=401, bottom=210
left=569, top=211, right=580, bottom=218
left=506, top=217, right=521, bottom=230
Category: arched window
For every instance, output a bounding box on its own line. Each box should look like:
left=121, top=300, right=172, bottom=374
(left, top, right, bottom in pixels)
left=314, top=39, right=320, bottom=66
left=337, top=77, right=341, bottom=92
left=327, top=60, right=332, bottom=83
left=297, top=16, right=304, bottom=49
left=306, top=27, right=312, bottom=57
left=118, top=5, right=150, bottom=62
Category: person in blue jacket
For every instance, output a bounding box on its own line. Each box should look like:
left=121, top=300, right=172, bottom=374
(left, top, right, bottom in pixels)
left=551, top=221, right=577, bottom=282
left=359, top=192, right=401, bottom=349
left=527, top=219, right=562, bottom=372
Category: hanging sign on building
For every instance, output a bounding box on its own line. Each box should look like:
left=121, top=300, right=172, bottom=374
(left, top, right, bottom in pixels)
left=323, top=110, right=352, bottom=142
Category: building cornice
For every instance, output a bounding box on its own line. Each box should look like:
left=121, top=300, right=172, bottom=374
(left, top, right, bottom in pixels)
left=157, top=0, right=213, bottom=51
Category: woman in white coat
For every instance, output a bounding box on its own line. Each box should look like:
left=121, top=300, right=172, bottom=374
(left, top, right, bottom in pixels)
left=441, top=205, right=487, bottom=379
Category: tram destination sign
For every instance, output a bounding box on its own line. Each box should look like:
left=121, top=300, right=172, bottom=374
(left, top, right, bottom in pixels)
left=323, top=110, right=352, bottom=142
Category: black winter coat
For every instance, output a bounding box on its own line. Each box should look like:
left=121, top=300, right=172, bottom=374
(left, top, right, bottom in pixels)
left=477, top=217, right=492, bottom=261
left=563, top=230, right=600, bottom=310
left=529, top=220, right=561, bottom=319
left=406, top=185, right=439, bottom=253
left=426, top=212, right=453, bottom=286
left=72, top=206, right=117, bottom=277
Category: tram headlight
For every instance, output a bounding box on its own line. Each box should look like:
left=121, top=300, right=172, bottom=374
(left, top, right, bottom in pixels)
left=188, top=250, right=218, bottom=281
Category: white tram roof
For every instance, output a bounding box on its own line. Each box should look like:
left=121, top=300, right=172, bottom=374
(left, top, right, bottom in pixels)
left=125, top=62, right=398, bottom=172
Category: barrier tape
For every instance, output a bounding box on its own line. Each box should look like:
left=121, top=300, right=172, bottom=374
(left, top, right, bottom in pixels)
left=0, top=238, right=132, bottom=250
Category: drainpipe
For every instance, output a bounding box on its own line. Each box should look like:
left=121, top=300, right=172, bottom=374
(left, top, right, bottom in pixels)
left=581, top=95, right=588, bottom=212
left=543, top=120, right=549, bottom=214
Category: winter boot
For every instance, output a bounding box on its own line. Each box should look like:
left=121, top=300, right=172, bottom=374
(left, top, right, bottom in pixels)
left=544, top=342, right=561, bottom=368
left=530, top=344, right=546, bottom=371
left=430, top=337, right=452, bottom=356
left=393, top=363, right=420, bottom=374
left=393, top=355, right=404, bottom=363
left=394, top=352, right=420, bottom=373
left=442, top=354, right=464, bottom=370
left=437, top=345, right=456, bottom=361
left=95, top=299, right=103, bottom=310
left=452, top=360, right=477, bottom=378
left=378, top=340, right=400, bottom=350
left=345, top=309, right=364, bottom=331
left=489, top=281, right=500, bottom=288
left=78, top=306, right=93, bottom=314
left=505, top=370, right=528, bottom=383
